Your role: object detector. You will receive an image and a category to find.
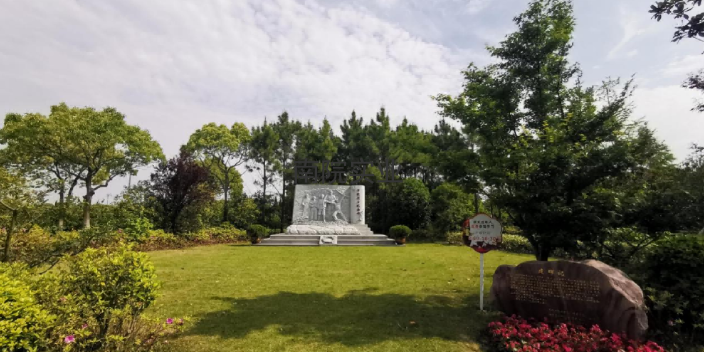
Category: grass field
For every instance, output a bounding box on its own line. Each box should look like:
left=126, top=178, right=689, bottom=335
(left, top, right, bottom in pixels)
left=147, top=244, right=534, bottom=352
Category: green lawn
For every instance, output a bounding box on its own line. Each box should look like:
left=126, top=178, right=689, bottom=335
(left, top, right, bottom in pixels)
left=147, top=244, right=533, bottom=352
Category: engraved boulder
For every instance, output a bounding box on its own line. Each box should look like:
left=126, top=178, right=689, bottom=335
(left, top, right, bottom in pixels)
left=489, top=260, right=648, bottom=339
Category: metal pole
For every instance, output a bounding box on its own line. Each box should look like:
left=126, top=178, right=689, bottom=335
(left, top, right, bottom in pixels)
left=479, top=252, right=485, bottom=311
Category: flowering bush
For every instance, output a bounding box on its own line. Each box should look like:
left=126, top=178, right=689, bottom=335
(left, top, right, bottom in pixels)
left=36, top=244, right=163, bottom=351
left=485, top=315, right=665, bottom=352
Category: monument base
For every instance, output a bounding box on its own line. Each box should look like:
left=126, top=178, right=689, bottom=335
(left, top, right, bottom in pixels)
left=256, top=234, right=397, bottom=246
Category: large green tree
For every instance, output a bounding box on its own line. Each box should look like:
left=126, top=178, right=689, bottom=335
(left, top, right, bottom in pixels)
left=0, top=110, right=85, bottom=229
left=186, top=122, right=250, bottom=223
left=436, top=0, right=650, bottom=260
left=49, top=103, right=163, bottom=229
left=248, top=119, right=280, bottom=226
left=272, top=112, right=302, bottom=232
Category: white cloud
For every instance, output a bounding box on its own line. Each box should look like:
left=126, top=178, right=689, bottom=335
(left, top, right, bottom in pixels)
left=661, top=54, right=704, bottom=78
left=466, top=0, right=492, bottom=15
left=0, top=0, right=473, bottom=200
left=632, top=84, right=704, bottom=160
left=607, top=7, right=651, bottom=61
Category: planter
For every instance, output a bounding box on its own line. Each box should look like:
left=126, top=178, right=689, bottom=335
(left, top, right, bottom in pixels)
left=395, top=236, right=406, bottom=245
left=250, top=237, right=262, bottom=244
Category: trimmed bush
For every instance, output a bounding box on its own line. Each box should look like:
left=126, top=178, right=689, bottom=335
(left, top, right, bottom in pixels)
left=247, top=224, right=268, bottom=238
left=389, top=225, right=412, bottom=239
left=500, top=234, right=534, bottom=254
left=637, top=235, right=704, bottom=351
left=447, top=231, right=463, bottom=245
left=0, top=263, right=53, bottom=352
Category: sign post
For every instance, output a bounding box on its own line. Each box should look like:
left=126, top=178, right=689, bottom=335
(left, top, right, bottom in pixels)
left=462, top=213, right=502, bottom=311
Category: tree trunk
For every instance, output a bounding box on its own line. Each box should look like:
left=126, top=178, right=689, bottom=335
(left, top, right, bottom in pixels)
left=263, top=165, right=268, bottom=226
left=535, top=244, right=551, bottom=261
left=58, top=190, right=65, bottom=230
left=222, top=174, right=230, bottom=224
left=280, top=162, right=286, bottom=234
left=474, top=193, right=480, bottom=214
left=2, top=210, right=18, bottom=262
left=83, top=176, right=93, bottom=229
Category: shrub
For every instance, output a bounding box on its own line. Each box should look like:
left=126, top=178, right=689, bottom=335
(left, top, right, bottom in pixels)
left=411, top=228, right=444, bottom=242
left=37, top=244, right=161, bottom=350
left=500, top=234, right=534, bottom=254
left=447, top=231, right=463, bottom=245
left=485, top=315, right=664, bottom=352
left=10, top=226, right=120, bottom=268
left=247, top=224, right=268, bottom=238
left=0, top=263, right=53, bottom=352
left=637, top=235, right=704, bottom=351
left=389, top=225, right=411, bottom=239
left=430, top=183, right=475, bottom=234
left=205, top=224, right=247, bottom=242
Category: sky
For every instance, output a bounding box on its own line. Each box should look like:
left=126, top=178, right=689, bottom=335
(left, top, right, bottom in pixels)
left=1, top=0, right=703, bottom=201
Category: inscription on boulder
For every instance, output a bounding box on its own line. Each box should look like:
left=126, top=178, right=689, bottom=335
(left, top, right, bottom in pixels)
left=490, top=260, right=648, bottom=339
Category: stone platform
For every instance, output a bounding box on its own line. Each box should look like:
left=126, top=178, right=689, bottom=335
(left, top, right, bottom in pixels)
left=258, top=184, right=398, bottom=246
left=256, top=234, right=397, bottom=246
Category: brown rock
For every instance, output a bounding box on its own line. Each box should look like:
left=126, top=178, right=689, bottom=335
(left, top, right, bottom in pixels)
left=489, top=259, right=648, bottom=339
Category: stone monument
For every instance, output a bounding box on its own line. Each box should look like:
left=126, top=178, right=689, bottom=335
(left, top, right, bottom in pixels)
left=257, top=185, right=396, bottom=246
left=490, top=260, right=648, bottom=339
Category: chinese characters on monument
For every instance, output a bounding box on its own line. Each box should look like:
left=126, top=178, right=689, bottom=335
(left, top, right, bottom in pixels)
left=294, top=159, right=402, bottom=184
left=490, top=260, right=648, bottom=339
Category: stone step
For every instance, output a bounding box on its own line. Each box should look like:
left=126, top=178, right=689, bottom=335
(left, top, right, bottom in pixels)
left=256, top=234, right=399, bottom=246
left=268, top=234, right=386, bottom=240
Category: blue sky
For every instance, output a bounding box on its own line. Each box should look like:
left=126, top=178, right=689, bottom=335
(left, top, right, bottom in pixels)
left=1, top=0, right=703, bottom=200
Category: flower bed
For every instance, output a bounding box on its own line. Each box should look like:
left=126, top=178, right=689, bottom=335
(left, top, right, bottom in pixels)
left=485, top=315, right=665, bottom=352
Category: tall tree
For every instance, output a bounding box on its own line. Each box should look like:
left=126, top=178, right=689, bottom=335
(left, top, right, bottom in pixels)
left=0, top=110, right=85, bottom=229
left=248, top=119, right=280, bottom=225
left=391, top=118, right=433, bottom=181
left=186, top=122, right=250, bottom=223
left=294, top=119, right=339, bottom=164
left=148, top=149, right=214, bottom=233
left=49, top=103, right=163, bottom=229
left=339, top=111, right=376, bottom=164
left=436, top=0, right=643, bottom=260
left=272, top=112, right=302, bottom=232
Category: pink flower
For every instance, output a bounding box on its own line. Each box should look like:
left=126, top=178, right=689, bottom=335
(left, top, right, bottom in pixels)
left=64, top=335, right=75, bottom=344
left=178, top=318, right=184, bottom=326
left=59, top=296, right=67, bottom=303
left=667, top=320, right=674, bottom=326
left=81, top=324, right=88, bottom=329
left=166, top=318, right=173, bottom=325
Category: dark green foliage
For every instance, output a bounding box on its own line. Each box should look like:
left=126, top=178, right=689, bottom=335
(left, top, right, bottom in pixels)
left=430, top=183, right=476, bottom=234
left=389, top=225, right=412, bottom=239
left=435, top=0, right=666, bottom=261
left=638, top=235, right=704, bottom=351
left=247, top=224, right=268, bottom=239
left=370, top=178, right=430, bottom=233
